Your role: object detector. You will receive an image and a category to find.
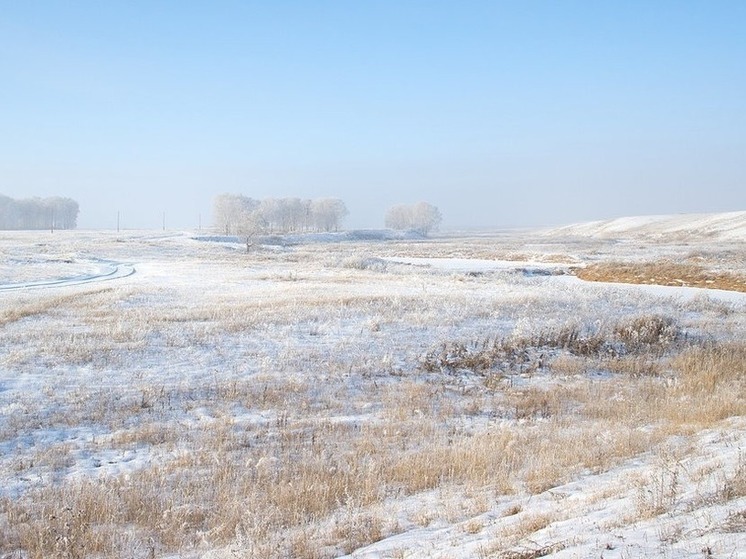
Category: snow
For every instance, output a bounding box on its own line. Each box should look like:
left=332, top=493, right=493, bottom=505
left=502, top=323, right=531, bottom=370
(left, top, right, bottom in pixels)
left=545, top=210, right=746, bottom=241
left=385, top=255, right=746, bottom=305
left=0, top=223, right=744, bottom=558
left=383, top=256, right=572, bottom=275
left=0, top=257, right=135, bottom=291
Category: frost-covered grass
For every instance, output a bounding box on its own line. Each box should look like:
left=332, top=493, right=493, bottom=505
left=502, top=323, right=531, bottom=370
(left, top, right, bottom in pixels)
left=0, top=229, right=744, bottom=558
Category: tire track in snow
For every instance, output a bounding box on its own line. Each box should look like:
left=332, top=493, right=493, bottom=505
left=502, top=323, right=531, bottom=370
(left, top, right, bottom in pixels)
left=0, top=260, right=136, bottom=292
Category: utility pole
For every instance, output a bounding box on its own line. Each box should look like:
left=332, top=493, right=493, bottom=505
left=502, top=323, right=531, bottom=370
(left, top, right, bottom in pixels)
left=117, top=211, right=120, bottom=233
left=162, top=211, right=166, bottom=231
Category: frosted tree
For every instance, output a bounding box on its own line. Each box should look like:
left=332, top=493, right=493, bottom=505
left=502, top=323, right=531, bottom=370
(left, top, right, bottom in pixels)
left=0, top=196, right=13, bottom=229
left=283, top=197, right=308, bottom=232
left=0, top=195, right=79, bottom=230
left=47, top=197, right=80, bottom=230
left=236, top=206, right=267, bottom=252
left=385, top=201, right=441, bottom=235
left=410, top=201, right=442, bottom=235
left=384, top=204, right=412, bottom=230
left=213, top=194, right=258, bottom=235
left=311, top=198, right=348, bottom=232
left=258, top=198, right=283, bottom=233
left=214, top=194, right=349, bottom=235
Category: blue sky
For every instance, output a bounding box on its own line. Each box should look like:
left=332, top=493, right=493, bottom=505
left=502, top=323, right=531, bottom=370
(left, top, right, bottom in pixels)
left=1, top=1, right=745, bottom=230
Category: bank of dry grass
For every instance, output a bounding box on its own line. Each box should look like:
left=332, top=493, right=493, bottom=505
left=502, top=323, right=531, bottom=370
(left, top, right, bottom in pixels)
left=576, top=260, right=746, bottom=292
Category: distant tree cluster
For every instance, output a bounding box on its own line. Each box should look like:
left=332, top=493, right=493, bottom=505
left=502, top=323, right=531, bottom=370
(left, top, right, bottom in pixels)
left=213, top=194, right=348, bottom=236
left=0, top=195, right=79, bottom=230
left=385, top=201, right=442, bottom=235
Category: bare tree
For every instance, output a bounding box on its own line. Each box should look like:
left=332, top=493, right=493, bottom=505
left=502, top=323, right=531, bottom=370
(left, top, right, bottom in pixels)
left=236, top=207, right=267, bottom=252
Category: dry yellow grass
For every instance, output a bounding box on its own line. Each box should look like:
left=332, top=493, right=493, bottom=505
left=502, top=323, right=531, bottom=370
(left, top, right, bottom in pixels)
left=575, top=260, right=746, bottom=292
left=3, top=345, right=745, bottom=558
left=6, top=334, right=742, bottom=559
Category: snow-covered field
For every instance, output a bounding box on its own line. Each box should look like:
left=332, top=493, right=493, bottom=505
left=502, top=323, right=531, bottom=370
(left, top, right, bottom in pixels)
left=0, top=227, right=744, bottom=558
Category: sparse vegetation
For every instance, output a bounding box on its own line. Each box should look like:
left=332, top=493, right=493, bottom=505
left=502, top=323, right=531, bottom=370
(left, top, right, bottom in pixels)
left=421, top=315, right=681, bottom=376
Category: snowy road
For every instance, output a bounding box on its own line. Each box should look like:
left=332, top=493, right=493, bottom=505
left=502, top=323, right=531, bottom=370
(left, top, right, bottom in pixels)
left=0, top=259, right=135, bottom=292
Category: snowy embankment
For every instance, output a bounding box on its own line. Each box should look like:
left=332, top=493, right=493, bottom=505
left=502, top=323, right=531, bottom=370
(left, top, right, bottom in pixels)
left=332, top=421, right=746, bottom=559
left=544, top=210, right=746, bottom=241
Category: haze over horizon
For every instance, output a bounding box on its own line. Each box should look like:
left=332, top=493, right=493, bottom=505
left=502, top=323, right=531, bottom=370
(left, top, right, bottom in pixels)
left=2, top=2, right=745, bottom=231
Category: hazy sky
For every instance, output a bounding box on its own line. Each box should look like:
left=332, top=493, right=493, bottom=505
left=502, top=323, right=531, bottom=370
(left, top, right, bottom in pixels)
left=2, top=1, right=745, bottom=230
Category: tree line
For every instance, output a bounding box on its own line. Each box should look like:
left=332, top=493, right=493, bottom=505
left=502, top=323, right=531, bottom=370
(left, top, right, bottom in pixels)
left=0, top=195, right=79, bottom=230
left=214, top=194, right=443, bottom=238
left=384, top=201, right=442, bottom=235
left=213, top=194, right=349, bottom=236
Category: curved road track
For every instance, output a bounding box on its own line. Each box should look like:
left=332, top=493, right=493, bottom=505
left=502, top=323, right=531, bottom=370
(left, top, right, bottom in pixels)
left=0, top=260, right=136, bottom=292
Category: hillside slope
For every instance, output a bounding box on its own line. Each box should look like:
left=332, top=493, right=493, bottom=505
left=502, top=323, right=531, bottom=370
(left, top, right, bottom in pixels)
left=545, top=211, right=746, bottom=241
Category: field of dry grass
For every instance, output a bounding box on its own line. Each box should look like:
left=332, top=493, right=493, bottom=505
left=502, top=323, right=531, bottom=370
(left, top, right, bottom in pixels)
left=0, top=230, right=744, bottom=558
left=576, top=260, right=746, bottom=293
